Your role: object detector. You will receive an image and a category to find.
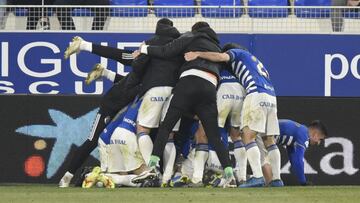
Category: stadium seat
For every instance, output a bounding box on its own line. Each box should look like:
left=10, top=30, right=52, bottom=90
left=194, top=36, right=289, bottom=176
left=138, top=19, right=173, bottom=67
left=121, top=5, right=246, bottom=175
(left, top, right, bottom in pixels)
left=201, top=0, right=243, bottom=18
left=343, top=9, right=360, bottom=33
left=110, top=0, right=148, bottom=17
left=343, top=8, right=360, bottom=19
left=14, top=8, right=28, bottom=16
left=14, top=8, right=53, bottom=17
left=153, top=0, right=195, bottom=18
left=295, top=0, right=331, bottom=18
left=72, top=9, right=94, bottom=17
left=248, top=0, right=288, bottom=18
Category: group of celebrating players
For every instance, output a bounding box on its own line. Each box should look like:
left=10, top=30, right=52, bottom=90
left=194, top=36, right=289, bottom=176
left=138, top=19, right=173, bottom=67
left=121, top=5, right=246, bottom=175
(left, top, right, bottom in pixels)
left=58, top=18, right=328, bottom=189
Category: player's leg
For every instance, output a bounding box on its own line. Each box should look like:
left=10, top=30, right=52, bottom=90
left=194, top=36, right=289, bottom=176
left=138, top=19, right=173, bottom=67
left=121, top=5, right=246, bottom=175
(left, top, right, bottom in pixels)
left=132, top=78, right=194, bottom=184
left=162, top=132, right=177, bottom=187
left=238, top=93, right=266, bottom=187
left=195, top=103, right=236, bottom=188
left=263, top=94, right=282, bottom=187
left=85, top=63, right=121, bottom=84
left=64, top=36, right=133, bottom=66
left=59, top=113, right=107, bottom=188
left=190, top=124, right=209, bottom=186
left=137, top=87, right=172, bottom=164
left=256, top=134, right=272, bottom=185
left=131, top=105, right=183, bottom=184
left=230, top=127, right=247, bottom=184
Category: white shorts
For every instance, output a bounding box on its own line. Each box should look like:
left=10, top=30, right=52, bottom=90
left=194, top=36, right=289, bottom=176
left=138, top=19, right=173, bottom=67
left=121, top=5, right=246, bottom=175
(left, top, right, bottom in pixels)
left=217, top=82, right=246, bottom=128
left=256, top=134, right=270, bottom=166
left=241, top=92, right=279, bottom=136
left=161, top=94, right=180, bottom=131
left=137, top=86, right=173, bottom=128
left=107, top=127, right=144, bottom=173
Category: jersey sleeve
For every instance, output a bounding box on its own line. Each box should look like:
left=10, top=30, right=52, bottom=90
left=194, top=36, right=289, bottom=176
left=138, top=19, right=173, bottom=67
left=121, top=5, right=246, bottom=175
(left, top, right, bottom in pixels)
left=147, top=33, right=193, bottom=58
left=226, top=50, right=236, bottom=63
left=287, top=144, right=307, bottom=185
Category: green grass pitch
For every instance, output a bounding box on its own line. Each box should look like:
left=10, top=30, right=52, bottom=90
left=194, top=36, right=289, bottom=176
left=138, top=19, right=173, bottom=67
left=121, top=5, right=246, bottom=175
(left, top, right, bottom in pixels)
left=1, top=185, right=359, bottom=203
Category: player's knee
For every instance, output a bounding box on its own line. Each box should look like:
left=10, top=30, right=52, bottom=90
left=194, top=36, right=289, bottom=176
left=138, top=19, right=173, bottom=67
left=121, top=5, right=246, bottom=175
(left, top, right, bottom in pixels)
left=136, top=123, right=150, bottom=134
left=241, top=126, right=257, bottom=143
left=262, top=135, right=275, bottom=147
left=229, top=127, right=241, bottom=141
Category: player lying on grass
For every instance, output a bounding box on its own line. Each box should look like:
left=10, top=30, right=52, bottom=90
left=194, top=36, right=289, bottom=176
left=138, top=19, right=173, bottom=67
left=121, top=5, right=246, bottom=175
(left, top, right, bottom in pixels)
left=81, top=99, right=158, bottom=188
left=257, top=119, right=327, bottom=186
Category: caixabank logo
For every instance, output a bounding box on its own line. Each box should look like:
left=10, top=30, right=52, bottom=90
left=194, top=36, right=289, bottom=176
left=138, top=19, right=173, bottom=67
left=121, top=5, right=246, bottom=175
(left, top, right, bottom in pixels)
left=16, top=108, right=99, bottom=178
left=0, top=95, right=358, bottom=184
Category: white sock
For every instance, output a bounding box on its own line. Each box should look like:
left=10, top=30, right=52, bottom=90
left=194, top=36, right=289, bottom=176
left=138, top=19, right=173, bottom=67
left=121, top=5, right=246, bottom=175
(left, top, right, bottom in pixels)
left=102, top=68, right=116, bottom=82
left=137, top=132, right=153, bottom=164
left=267, top=144, right=281, bottom=180
left=64, top=171, right=74, bottom=179
left=162, top=141, right=176, bottom=183
left=105, top=174, right=140, bottom=187
left=80, top=40, right=92, bottom=52
left=233, top=140, right=247, bottom=181
left=192, top=144, right=209, bottom=183
left=245, top=141, right=263, bottom=178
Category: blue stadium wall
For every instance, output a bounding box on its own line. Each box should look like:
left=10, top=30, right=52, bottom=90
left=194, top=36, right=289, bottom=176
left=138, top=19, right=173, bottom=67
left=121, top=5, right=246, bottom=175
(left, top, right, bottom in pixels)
left=0, top=33, right=359, bottom=185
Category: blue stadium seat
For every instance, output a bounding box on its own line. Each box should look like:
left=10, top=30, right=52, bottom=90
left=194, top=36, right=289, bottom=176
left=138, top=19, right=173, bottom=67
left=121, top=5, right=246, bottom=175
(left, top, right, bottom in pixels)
left=295, top=0, right=331, bottom=18
left=343, top=8, right=360, bottom=19
left=15, top=8, right=54, bottom=17
left=201, top=0, right=243, bottom=18
left=15, top=8, right=28, bottom=16
left=248, top=0, right=288, bottom=18
left=72, top=9, right=94, bottom=17
left=110, top=0, right=148, bottom=17
left=153, top=0, right=195, bottom=18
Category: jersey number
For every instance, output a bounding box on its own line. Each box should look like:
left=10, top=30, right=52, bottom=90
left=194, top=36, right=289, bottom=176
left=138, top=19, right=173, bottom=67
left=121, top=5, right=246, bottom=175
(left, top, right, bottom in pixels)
left=257, top=62, right=269, bottom=79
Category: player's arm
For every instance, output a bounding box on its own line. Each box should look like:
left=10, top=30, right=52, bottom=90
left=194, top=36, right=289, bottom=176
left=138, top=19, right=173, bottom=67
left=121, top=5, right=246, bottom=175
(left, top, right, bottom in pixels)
left=140, top=33, right=193, bottom=58
left=287, top=144, right=307, bottom=185
left=184, top=51, right=230, bottom=62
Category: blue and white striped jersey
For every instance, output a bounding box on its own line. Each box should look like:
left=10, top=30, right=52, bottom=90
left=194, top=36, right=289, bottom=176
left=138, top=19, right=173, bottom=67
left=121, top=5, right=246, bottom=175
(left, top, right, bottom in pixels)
left=99, top=99, right=142, bottom=145
left=117, top=99, right=142, bottom=133
left=227, top=49, right=275, bottom=96
left=276, top=119, right=309, bottom=149
left=219, top=69, right=238, bottom=84
left=276, top=119, right=310, bottom=185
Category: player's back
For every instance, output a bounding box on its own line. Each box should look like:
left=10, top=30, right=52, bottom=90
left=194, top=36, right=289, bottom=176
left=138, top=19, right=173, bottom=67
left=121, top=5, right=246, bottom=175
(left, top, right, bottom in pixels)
left=219, top=69, right=238, bottom=84
left=227, top=48, right=275, bottom=96
left=118, top=100, right=142, bottom=134
left=277, top=119, right=309, bottom=148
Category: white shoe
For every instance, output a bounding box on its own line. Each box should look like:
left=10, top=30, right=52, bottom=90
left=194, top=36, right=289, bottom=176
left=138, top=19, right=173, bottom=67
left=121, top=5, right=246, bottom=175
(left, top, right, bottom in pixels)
left=131, top=168, right=158, bottom=184
left=64, top=36, right=83, bottom=59
left=59, top=172, right=74, bottom=188
left=85, top=63, right=104, bottom=85
left=223, top=176, right=237, bottom=188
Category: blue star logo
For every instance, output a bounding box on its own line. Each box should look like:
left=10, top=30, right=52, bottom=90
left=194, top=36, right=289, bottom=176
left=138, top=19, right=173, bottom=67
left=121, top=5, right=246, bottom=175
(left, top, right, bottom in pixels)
left=16, top=108, right=100, bottom=178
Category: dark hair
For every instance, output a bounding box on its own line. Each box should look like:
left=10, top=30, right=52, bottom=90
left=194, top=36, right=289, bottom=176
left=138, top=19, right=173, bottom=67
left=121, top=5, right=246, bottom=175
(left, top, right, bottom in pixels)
left=309, top=120, right=328, bottom=137
left=191, top=21, right=210, bottom=31
left=222, top=42, right=248, bottom=52
left=157, top=18, right=173, bottom=27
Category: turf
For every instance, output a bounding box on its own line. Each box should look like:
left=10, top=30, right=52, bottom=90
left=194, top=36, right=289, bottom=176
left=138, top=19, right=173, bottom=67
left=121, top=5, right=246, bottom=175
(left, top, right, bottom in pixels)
left=0, top=185, right=359, bottom=203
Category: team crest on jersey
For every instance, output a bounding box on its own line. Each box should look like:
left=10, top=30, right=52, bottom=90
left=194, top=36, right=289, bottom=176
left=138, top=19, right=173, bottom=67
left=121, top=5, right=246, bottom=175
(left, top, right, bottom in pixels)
left=251, top=56, right=257, bottom=62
